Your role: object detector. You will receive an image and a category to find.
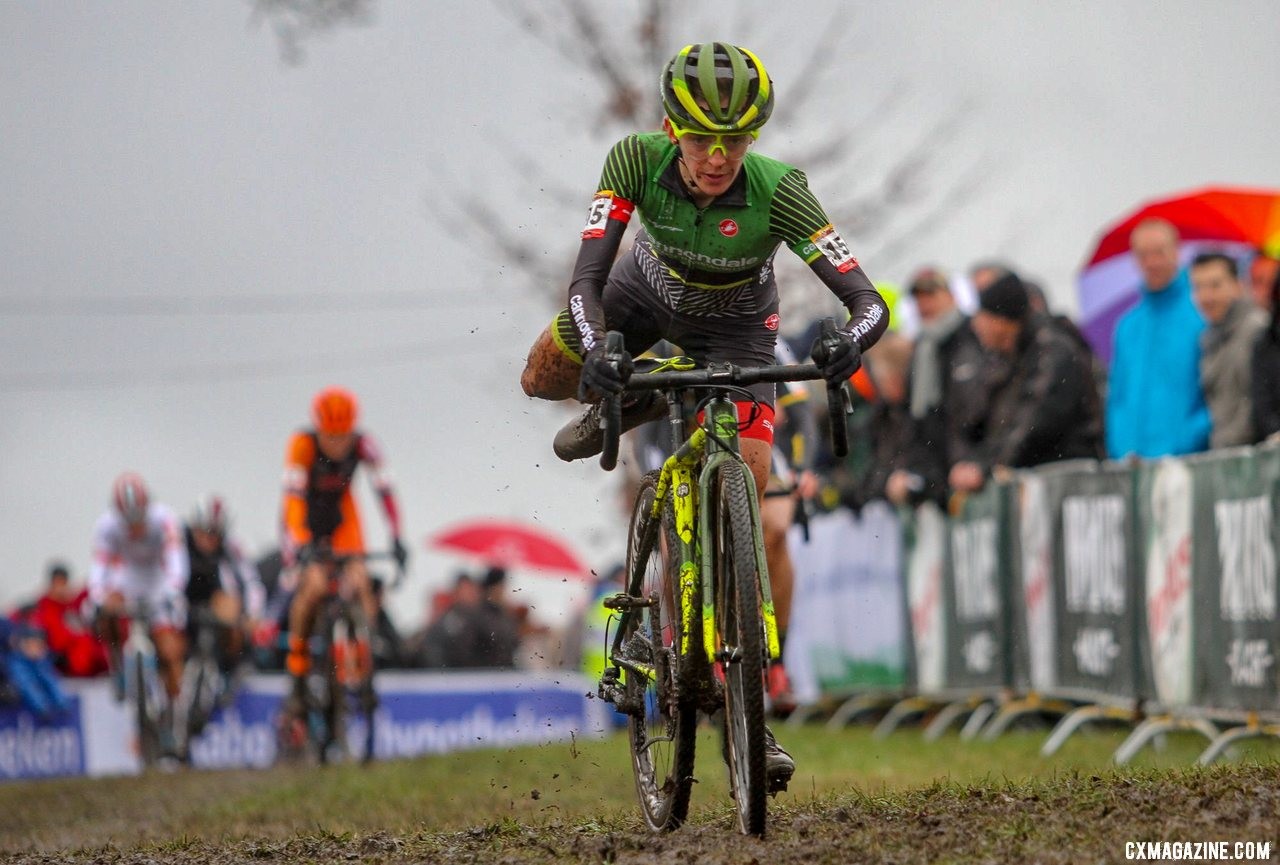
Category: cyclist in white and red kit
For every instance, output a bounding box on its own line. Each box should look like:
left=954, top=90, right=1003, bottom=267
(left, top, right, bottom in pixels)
left=89, top=472, right=189, bottom=703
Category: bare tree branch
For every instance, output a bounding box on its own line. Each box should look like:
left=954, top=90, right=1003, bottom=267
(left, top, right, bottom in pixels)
left=249, top=0, right=374, bottom=65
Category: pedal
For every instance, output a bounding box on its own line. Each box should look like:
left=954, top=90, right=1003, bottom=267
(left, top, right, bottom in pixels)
left=602, top=593, right=653, bottom=611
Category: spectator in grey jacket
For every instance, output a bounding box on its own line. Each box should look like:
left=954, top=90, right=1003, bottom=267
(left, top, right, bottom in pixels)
left=950, top=272, right=1104, bottom=491
left=884, top=267, right=989, bottom=507
left=1191, top=252, right=1269, bottom=448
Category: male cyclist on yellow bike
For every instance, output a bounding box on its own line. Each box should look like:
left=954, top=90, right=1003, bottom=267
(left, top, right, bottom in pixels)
left=521, top=42, right=889, bottom=788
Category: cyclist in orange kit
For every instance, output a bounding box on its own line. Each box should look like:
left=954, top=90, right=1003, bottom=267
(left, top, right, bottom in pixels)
left=280, top=387, right=407, bottom=700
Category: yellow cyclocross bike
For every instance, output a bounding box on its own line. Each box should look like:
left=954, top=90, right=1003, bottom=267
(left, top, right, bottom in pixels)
left=589, top=319, right=850, bottom=837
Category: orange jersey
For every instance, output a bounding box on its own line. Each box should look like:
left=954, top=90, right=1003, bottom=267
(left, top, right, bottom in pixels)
left=281, top=431, right=398, bottom=556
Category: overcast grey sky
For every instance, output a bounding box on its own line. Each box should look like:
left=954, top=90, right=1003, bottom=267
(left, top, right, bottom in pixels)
left=2, top=1, right=1278, bottom=626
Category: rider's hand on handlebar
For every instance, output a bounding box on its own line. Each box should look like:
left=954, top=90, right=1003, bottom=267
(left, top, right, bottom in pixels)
left=794, top=470, right=820, bottom=501
left=578, top=344, right=634, bottom=401
left=392, top=536, right=409, bottom=570
left=809, top=329, right=862, bottom=383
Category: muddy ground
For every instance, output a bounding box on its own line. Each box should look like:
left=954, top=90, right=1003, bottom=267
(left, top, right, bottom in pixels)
left=4, top=764, right=1277, bottom=864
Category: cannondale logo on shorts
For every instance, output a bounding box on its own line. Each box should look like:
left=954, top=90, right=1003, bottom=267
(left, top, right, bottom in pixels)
left=764, top=313, right=780, bottom=331
left=719, top=218, right=738, bottom=237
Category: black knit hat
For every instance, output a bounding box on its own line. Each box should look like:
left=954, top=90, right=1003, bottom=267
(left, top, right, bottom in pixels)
left=979, top=272, right=1029, bottom=321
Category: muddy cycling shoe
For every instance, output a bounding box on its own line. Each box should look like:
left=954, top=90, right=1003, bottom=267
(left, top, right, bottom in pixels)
left=719, top=718, right=796, bottom=794
left=764, top=726, right=796, bottom=792
left=553, top=392, right=668, bottom=461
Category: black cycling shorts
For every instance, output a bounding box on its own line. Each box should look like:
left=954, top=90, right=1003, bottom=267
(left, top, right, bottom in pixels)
left=550, top=248, right=782, bottom=406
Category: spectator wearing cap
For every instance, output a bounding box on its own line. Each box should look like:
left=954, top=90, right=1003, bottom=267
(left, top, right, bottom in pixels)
left=950, top=272, right=1104, bottom=492
left=1105, top=218, right=1210, bottom=459
left=1190, top=252, right=1269, bottom=448
left=884, top=268, right=989, bottom=507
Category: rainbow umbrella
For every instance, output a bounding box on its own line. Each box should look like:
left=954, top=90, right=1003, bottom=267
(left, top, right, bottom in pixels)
left=1077, top=186, right=1280, bottom=363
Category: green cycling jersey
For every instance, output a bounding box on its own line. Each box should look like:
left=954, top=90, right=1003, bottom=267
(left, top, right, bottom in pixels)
left=569, top=131, right=886, bottom=355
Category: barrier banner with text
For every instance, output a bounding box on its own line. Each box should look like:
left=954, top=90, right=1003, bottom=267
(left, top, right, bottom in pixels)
left=1009, top=461, right=1099, bottom=694
left=1184, top=446, right=1280, bottom=713
left=944, top=483, right=1010, bottom=692
left=1052, top=463, right=1143, bottom=702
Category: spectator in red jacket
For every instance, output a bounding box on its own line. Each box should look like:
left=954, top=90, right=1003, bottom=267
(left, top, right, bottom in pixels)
left=30, top=563, right=109, bottom=678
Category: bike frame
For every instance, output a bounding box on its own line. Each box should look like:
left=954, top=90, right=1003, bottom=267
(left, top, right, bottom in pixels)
left=645, top=395, right=780, bottom=666
left=282, top=550, right=399, bottom=765
left=596, top=317, right=851, bottom=836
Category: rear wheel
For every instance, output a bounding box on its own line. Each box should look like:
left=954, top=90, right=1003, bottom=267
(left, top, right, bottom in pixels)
left=624, top=471, right=697, bottom=832
left=715, top=461, right=768, bottom=837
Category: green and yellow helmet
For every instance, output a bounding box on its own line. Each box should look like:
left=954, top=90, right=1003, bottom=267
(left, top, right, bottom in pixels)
left=660, top=42, right=774, bottom=134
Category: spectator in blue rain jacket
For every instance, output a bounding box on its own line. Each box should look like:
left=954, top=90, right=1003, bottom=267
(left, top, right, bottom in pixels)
left=1105, top=218, right=1211, bottom=459
left=0, top=618, right=72, bottom=720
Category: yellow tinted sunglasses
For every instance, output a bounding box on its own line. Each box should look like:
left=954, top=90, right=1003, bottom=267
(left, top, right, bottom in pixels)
left=669, top=122, right=758, bottom=158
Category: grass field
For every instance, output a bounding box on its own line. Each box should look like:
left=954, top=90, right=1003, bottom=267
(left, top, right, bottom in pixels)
left=2, top=721, right=1278, bottom=863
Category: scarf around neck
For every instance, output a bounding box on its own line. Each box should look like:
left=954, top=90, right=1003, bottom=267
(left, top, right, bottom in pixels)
left=910, top=307, right=965, bottom=419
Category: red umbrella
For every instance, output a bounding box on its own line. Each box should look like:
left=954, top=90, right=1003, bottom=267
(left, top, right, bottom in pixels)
left=1078, top=186, right=1280, bottom=362
left=427, top=518, right=591, bottom=579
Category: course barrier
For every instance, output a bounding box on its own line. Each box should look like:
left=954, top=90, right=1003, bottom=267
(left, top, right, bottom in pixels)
left=0, top=670, right=609, bottom=781
left=784, top=441, right=1280, bottom=763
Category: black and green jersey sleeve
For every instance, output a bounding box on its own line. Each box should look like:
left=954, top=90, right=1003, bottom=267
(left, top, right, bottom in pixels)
left=767, top=168, right=890, bottom=351
left=769, top=169, right=833, bottom=257
left=596, top=135, right=648, bottom=207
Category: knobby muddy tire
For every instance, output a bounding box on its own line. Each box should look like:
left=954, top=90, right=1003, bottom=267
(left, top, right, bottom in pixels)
left=715, top=461, right=768, bottom=837
left=624, top=470, right=697, bottom=832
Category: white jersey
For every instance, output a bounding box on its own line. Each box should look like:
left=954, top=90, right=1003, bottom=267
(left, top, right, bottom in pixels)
left=89, top=503, right=189, bottom=626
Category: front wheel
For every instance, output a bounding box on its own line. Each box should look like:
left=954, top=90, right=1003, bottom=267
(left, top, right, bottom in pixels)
left=182, top=639, right=221, bottom=740
left=715, top=461, right=768, bottom=837
left=335, top=609, right=378, bottom=764
left=134, top=651, right=163, bottom=769
left=623, top=470, right=697, bottom=832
